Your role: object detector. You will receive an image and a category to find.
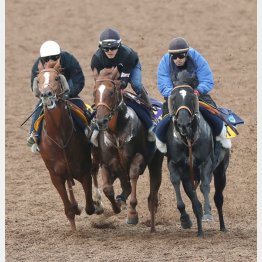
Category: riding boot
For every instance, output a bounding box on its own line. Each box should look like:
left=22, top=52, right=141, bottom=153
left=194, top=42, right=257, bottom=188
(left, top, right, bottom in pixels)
left=216, top=124, right=231, bottom=149
left=138, top=85, right=152, bottom=110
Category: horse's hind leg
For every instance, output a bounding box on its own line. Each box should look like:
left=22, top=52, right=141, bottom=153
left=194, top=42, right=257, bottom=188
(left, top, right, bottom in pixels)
left=91, top=147, right=104, bottom=214
left=50, top=174, right=80, bottom=231
left=200, top=162, right=213, bottom=222
left=80, top=172, right=97, bottom=216
left=168, top=161, right=192, bottom=230
left=213, top=150, right=229, bottom=232
left=147, top=150, right=164, bottom=233
left=116, top=172, right=131, bottom=210
left=127, top=153, right=144, bottom=225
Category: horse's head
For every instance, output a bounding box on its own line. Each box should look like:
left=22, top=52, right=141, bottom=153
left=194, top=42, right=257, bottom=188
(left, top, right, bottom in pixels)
left=93, top=68, right=122, bottom=130
left=36, top=59, right=69, bottom=109
left=169, top=84, right=199, bottom=141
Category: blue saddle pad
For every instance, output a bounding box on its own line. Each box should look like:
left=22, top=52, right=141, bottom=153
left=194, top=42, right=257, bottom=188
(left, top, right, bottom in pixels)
left=217, top=107, right=244, bottom=126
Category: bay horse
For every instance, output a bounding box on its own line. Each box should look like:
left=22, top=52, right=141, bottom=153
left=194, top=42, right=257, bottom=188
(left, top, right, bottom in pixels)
left=92, top=68, right=164, bottom=232
left=165, top=83, right=230, bottom=237
left=36, top=59, right=103, bottom=231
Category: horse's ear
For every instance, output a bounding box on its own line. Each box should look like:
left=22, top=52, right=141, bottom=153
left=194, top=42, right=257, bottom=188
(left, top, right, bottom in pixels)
left=38, top=60, right=44, bottom=72
left=112, top=66, right=120, bottom=80
left=93, top=68, right=99, bottom=81
left=53, top=58, right=61, bottom=72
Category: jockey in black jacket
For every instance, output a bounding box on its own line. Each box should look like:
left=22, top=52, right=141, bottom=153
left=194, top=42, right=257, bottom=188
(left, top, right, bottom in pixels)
left=27, top=40, right=89, bottom=149
left=90, top=28, right=155, bottom=146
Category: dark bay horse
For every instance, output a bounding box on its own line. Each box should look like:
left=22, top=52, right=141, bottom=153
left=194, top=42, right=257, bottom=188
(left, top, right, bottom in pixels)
left=92, top=68, right=164, bottom=232
left=165, top=84, right=230, bottom=237
left=37, top=60, right=103, bottom=230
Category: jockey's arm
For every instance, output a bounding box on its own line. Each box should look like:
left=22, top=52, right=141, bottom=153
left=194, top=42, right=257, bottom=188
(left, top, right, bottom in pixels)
left=66, top=54, right=85, bottom=97
left=189, top=48, right=214, bottom=94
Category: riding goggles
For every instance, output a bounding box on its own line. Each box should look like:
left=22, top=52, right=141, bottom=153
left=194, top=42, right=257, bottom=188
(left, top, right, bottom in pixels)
left=171, top=52, right=187, bottom=60
left=41, top=54, right=60, bottom=63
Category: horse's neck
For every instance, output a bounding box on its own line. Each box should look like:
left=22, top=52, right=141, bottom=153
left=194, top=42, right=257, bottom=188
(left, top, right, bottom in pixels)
left=44, top=102, right=73, bottom=136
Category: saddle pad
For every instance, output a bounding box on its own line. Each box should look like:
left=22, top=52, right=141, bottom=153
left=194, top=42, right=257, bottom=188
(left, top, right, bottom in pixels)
left=67, top=102, right=88, bottom=125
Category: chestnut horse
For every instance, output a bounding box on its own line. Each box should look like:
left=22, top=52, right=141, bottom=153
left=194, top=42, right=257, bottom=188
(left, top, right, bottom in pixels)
left=36, top=60, right=103, bottom=230
left=92, top=68, right=164, bottom=232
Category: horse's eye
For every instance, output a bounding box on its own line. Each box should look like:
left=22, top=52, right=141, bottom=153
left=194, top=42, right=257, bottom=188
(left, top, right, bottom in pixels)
left=55, top=76, right=59, bottom=81
left=109, top=90, right=114, bottom=97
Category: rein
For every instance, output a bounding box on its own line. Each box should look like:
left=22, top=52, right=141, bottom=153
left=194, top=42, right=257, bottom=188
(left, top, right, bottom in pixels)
left=187, top=139, right=199, bottom=190
left=172, top=84, right=199, bottom=190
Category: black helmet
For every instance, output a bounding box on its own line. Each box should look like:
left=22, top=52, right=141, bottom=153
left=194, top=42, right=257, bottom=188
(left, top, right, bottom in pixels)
left=99, top=28, right=121, bottom=49
left=168, top=37, right=189, bottom=53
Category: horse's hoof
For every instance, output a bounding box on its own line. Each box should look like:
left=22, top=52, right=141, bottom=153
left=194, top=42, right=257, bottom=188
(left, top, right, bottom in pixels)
left=126, top=214, right=138, bottom=225
left=220, top=227, right=227, bottom=232
left=95, top=205, right=104, bottom=215
left=202, top=214, right=213, bottom=222
left=150, top=227, right=156, bottom=233
left=113, top=205, right=121, bottom=214
left=181, top=215, right=192, bottom=229
left=197, top=232, right=204, bottom=238
left=116, top=195, right=127, bottom=210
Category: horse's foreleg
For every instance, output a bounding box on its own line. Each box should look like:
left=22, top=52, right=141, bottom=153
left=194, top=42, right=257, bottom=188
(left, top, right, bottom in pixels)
left=147, top=150, right=163, bottom=233
left=168, top=161, right=192, bottom=230
left=127, top=153, right=144, bottom=225
left=50, top=174, right=79, bottom=231
left=182, top=177, right=203, bottom=237
left=101, top=166, right=121, bottom=214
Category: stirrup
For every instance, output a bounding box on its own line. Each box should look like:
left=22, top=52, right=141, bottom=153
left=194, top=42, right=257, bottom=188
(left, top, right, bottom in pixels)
left=90, top=129, right=99, bottom=147
left=27, top=134, right=35, bottom=147
left=155, top=137, right=167, bottom=153
left=147, top=127, right=156, bottom=142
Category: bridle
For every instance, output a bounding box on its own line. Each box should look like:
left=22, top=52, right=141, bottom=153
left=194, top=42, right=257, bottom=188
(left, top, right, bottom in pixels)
left=94, top=78, right=123, bottom=130
left=38, top=68, right=68, bottom=108
left=171, top=84, right=200, bottom=190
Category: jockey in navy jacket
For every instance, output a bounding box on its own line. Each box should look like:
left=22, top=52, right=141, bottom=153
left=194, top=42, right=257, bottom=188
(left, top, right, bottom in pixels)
left=31, top=51, right=85, bottom=97
left=27, top=40, right=88, bottom=148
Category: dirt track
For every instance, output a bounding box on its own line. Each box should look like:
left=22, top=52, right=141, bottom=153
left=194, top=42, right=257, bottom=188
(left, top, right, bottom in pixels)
left=6, top=0, right=257, bottom=261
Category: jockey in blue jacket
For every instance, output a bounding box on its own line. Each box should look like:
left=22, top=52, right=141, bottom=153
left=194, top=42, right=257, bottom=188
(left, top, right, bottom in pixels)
left=156, top=37, right=231, bottom=152
left=27, top=40, right=90, bottom=149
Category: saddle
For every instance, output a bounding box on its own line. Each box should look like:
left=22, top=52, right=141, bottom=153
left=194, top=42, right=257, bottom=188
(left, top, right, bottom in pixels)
left=123, top=91, right=163, bottom=125
left=34, top=101, right=93, bottom=139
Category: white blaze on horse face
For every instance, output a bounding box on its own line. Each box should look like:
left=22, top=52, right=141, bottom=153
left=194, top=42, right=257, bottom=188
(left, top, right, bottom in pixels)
left=98, top=84, right=106, bottom=102
left=179, top=89, right=187, bottom=99
left=43, top=72, right=51, bottom=88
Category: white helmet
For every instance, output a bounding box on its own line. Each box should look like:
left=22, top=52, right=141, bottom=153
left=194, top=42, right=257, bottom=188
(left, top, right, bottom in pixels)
left=40, top=40, right=61, bottom=57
